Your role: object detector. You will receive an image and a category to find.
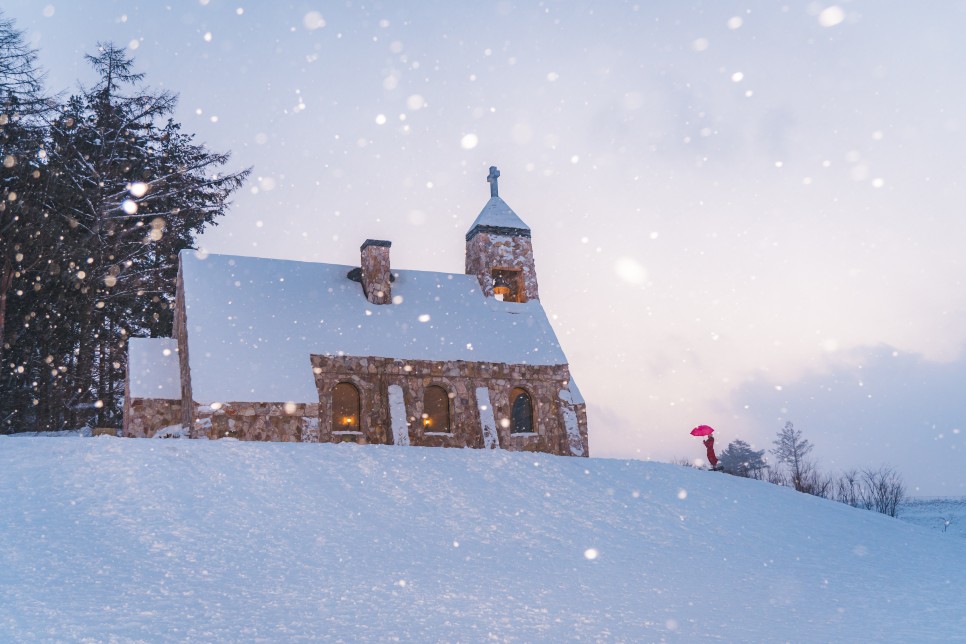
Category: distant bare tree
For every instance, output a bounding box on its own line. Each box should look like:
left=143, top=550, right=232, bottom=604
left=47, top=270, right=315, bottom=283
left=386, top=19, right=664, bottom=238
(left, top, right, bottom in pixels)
left=835, top=469, right=862, bottom=507
left=770, top=422, right=816, bottom=493
left=766, top=467, right=788, bottom=487
left=858, top=467, right=905, bottom=517
left=798, top=464, right=834, bottom=499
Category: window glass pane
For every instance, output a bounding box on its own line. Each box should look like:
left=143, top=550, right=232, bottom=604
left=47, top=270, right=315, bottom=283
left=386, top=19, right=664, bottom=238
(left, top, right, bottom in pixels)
left=510, top=387, right=533, bottom=433
left=423, top=386, right=450, bottom=432
left=333, top=382, right=360, bottom=430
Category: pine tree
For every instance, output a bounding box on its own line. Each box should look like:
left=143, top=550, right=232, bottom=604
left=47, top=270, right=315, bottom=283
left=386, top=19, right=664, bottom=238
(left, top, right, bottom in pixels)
left=0, top=10, right=59, bottom=431
left=718, top=439, right=767, bottom=479
left=48, top=44, right=248, bottom=428
left=2, top=40, right=249, bottom=431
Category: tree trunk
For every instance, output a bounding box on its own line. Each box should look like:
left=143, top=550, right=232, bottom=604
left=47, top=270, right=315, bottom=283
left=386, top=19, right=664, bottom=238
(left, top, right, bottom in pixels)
left=0, top=255, right=12, bottom=359
left=72, top=304, right=97, bottom=428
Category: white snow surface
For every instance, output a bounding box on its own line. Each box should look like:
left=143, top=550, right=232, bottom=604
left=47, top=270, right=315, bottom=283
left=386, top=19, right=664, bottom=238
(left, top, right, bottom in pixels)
left=1, top=438, right=963, bottom=641
left=126, top=337, right=180, bottom=400
left=387, top=384, right=410, bottom=447
left=467, top=196, right=531, bottom=233
left=475, top=387, right=500, bottom=449
left=180, top=251, right=568, bottom=404
left=558, top=388, right=585, bottom=457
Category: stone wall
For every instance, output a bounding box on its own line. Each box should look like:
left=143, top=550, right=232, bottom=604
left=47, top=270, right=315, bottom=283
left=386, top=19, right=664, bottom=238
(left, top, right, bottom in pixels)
left=123, top=396, right=182, bottom=438
left=189, top=402, right=319, bottom=442
left=571, top=401, right=590, bottom=457
left=465, top=231, right=540, bottom=302
left=310, top=354, right=588, bottom=456
left=130, top=352, right=588, bottom=457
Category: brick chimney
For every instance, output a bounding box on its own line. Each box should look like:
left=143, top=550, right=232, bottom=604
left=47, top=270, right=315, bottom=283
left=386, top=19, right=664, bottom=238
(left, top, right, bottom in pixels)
left=360, top=239, right=392, bottom=305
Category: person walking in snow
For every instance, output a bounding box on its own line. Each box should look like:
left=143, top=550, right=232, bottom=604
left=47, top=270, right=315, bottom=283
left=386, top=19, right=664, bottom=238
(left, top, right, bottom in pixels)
left=704, top=435, right=719, bottom=471
left=690, top=425, right=720, bottom=471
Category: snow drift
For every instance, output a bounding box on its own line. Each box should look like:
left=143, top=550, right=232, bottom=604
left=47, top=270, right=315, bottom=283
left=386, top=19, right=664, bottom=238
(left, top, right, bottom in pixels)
left=1, top=437, right=963, bottom=641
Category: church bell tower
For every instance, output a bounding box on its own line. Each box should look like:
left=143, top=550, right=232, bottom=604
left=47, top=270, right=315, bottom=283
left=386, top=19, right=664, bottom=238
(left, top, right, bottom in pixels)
left=465, top=166, right=540, bottom=302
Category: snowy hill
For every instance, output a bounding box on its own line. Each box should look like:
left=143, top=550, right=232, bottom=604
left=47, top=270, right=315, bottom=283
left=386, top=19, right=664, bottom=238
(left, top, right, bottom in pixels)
left=1, top=438, right=964, bottom=641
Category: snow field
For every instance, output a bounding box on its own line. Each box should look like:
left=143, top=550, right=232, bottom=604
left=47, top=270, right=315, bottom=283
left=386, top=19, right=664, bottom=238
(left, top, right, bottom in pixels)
left=0, top=437, right=963, bottom=641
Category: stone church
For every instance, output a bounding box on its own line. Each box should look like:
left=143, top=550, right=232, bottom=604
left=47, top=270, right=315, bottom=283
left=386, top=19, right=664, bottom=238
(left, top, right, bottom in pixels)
left=123, top=167, right=589, bottom=456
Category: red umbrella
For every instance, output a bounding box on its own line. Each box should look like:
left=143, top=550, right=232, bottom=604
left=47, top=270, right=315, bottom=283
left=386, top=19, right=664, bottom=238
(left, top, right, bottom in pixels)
left=690, top=425, right=715, bottom=436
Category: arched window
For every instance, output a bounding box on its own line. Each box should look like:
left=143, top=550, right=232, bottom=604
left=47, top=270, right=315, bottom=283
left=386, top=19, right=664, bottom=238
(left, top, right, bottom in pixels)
left=422, top=385, right=451, bottom=433
left=332, top=382, right=361, bottom=432
left=510, top=387, right=533, bottom=434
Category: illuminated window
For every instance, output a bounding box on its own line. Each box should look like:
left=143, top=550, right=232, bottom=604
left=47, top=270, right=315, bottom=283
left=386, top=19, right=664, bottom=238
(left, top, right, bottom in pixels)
left=491, top=269, right=524, bottom=302
left=332, top=382, right=361, bottom=431
left=422, top=385, right=451, bottom=432
left=510, top=387, right=533, bottom=434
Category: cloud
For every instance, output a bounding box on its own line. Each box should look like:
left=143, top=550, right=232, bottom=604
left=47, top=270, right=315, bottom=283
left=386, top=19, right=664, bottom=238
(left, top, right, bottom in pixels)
left=729, top=345, right=965, bottom=496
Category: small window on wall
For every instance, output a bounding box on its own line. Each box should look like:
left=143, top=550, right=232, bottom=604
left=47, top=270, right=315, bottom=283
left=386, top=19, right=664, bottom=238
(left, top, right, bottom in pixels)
left=332, top=382, right=361, bottom=432
left=422, top=385, right=451, bottom=433
left=491, top=269, right=524, bottom=303
left=510, top=387, right=533, bottom=434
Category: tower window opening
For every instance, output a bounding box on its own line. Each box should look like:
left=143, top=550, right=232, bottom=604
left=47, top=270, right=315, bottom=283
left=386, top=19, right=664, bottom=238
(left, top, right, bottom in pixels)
left=492, top=269, right=523, bottom=302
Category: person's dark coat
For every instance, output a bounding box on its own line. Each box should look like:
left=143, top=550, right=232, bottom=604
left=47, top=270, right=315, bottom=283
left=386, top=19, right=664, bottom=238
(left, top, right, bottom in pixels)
left=703, top=435, right=718, bottom=468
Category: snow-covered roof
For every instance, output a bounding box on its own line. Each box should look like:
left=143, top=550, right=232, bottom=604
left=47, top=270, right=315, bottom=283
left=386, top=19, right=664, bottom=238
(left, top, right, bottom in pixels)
left=180, top=251, right=569, bottom=404
left=127, top=337, right=181, bottom=400
left=465, top=196, right=531, bottom=239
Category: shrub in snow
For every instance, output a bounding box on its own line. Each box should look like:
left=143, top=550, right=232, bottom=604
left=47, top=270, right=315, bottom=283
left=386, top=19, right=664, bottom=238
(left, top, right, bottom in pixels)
left=857, top=466, right=906, bottom=518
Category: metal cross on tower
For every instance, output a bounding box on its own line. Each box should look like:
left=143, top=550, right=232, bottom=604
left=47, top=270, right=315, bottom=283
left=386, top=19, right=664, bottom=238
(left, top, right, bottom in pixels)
left=487, top=166, right=500, bottom=198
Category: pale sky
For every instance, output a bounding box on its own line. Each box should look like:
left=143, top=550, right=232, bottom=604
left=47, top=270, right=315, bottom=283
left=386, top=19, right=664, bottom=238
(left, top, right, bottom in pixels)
left=7, top=1, right=965, bottom=495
